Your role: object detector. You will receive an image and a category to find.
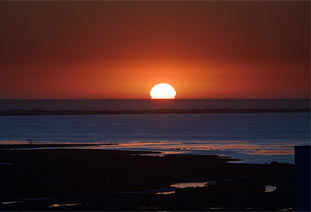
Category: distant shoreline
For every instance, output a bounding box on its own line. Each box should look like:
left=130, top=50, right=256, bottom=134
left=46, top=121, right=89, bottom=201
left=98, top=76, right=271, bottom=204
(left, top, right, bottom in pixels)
left=0, top=108, right=309, bottom=116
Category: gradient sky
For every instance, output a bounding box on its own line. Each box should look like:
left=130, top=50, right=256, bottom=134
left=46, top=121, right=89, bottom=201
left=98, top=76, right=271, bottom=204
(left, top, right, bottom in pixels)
left=0, top=1, right=309, bottom=99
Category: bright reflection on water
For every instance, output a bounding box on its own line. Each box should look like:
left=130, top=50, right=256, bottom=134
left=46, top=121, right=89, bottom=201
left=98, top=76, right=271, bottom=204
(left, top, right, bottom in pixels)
left=4, top=140, right=301, bottom=164
left=154, top=181, right=209, bottom=195
left=50, top=203, right=82, bottom=208
left=155, top=191, right=175, bottom=195
left=170, top=182, right=208, bottom=189
left=86, top=141, right=298, bottom=163
left=1, top=201, right=22, bottom=205
left=265, top=185, right=277, bottom=192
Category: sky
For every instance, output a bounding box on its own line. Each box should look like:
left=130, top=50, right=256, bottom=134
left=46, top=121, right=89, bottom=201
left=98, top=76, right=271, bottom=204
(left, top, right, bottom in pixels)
left=0, top=1, right=309, bottom=99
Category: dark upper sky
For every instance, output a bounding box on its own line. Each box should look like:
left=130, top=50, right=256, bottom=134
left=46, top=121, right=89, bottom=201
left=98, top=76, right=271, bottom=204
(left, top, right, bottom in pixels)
left=0, top=1, right=309, bottom=99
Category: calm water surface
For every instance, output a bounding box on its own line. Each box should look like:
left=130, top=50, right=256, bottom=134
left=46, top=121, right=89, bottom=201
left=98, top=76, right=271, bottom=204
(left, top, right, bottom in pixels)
left=0, top=112, right=309, bottom=163
left=0, top=99, right=309, bottom=110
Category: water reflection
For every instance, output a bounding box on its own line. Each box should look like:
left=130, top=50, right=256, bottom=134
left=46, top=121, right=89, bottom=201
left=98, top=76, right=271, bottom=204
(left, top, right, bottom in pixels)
left=207, top=207, right=225, bottom=210
left=155, top=191, right=175, bottom=195
left=1, top=139, right=299, bottom=163
left=1, top=201, right=22, bottom=205
left=170, top=182, right=208, bottom=189
left=89, top=141, right=294, bottom=156
left=50, top=203, right=82, bottom=208
left=265, top=185, right=277, bottom=192
left=154, top=181, right=210, bottom=195
left=92, top=141, right=296, bottom=163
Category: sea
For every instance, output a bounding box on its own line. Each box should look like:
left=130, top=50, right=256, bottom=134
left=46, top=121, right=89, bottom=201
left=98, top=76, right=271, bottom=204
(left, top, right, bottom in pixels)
left=0, top=99, right=310, bottom=164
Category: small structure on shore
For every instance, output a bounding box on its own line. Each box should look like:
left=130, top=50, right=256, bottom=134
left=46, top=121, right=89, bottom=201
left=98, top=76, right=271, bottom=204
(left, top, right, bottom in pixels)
left=294, top=146, right=310, bottom=211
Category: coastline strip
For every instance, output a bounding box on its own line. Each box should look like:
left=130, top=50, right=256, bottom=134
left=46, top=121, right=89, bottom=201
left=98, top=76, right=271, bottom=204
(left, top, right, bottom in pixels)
left=0, top=108, right=309, bottom=116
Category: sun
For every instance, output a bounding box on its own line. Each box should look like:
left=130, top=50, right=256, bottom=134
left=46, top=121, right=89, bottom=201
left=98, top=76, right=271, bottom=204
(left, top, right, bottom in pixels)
left=150, top=83, right=176, bottom=99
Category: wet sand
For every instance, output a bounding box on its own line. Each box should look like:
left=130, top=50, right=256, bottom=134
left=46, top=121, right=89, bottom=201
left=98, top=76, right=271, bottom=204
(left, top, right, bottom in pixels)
left=0, top=144, right=294, bottom=211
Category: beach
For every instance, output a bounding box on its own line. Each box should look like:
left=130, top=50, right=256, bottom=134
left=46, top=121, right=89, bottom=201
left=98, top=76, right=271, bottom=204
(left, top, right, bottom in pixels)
left=0, top=143, right=294, bottom=211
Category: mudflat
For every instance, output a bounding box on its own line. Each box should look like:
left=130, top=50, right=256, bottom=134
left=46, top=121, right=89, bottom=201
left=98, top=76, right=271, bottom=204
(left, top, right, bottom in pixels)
left=0, top=144, right=294, bottom=211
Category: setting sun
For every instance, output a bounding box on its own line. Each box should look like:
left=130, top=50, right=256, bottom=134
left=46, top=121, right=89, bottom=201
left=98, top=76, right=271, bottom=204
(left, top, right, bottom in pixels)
left=150, top=83, right=176, bottom=99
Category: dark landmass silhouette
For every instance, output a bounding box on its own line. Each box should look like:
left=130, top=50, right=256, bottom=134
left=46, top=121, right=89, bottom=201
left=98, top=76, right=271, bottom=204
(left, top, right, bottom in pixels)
left=0, top=144, right=294, bottom=211
left=0, top=143, right=115, bottom=149
left=0, top=108, right=309, bottom=116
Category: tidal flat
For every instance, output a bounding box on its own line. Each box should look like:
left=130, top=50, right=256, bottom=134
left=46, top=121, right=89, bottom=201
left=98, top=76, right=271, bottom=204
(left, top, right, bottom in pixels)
left=0, top=144, right=294, bottom=211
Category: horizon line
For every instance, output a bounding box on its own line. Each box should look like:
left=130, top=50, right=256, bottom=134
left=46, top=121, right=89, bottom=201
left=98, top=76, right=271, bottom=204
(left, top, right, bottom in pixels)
left=0, top=98, right=310, bottom=100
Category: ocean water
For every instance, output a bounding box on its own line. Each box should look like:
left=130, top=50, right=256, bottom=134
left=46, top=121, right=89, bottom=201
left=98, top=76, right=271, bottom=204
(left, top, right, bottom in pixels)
left=0, top=99, right=309, bottom=111
left=0, top=99, right=310, bottom=163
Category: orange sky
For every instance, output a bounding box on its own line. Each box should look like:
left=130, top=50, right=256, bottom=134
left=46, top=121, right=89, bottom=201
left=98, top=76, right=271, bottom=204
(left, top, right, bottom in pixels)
left=0, top=1, right=309, bottom=99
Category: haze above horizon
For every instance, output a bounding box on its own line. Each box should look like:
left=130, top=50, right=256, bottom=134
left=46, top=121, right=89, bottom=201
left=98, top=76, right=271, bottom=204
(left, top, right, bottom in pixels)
left=0, top=1, right=309, bottom=99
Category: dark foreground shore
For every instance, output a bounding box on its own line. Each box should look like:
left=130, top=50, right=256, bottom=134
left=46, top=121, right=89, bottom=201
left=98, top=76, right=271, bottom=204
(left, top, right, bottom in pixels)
left=0, top=108, right=309, bottom=116
left=0, top=144, right=294, bottom=211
